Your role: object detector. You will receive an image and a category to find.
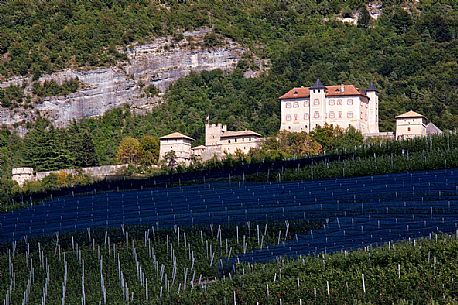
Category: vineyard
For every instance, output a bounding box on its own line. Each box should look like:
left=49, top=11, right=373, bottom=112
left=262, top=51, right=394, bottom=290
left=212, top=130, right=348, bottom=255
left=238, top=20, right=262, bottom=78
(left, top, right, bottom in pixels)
left=0, top=167, right=457, bottom=303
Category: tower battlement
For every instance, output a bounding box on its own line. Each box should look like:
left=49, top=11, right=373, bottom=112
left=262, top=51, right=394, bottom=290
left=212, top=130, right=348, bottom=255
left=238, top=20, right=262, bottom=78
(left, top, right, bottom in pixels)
left=205, top=123, right=227, bottom=146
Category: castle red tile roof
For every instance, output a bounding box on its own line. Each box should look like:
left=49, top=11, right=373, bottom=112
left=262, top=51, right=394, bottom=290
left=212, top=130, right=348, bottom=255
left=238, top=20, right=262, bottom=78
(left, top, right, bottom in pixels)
left=279, top=85, right=367, bottom=100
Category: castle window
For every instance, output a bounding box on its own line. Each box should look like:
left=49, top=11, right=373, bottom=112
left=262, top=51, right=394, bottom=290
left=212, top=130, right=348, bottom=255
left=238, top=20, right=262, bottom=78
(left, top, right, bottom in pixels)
left=286, top=114, right=292, bottom=121
left=408, top=127, right=411, bottom=131
left=329, top=99, right=335, bottom=106
left=304, top=100, right=309, bottom=107
left=286, top=102, right=291, bottom=108
left=305, top=125, right=308, bottom=129
left=293, top=102, right=299, bottom=108
left=337, top=99, right=342, bottom=105
left=339, top=111, right=342, bottom=118
left=314, top=99, right=319, bottom=105
left=304, top=113, right=309, bottom=119
left=347, top=99, right=353, bottom=105
left=347, top=111, right=353, bottom=118
left=294, top=114, right=298, bottom=120
left=329, top=111, right=335, bottom=118
left=314, top=111, right=319, bottom=118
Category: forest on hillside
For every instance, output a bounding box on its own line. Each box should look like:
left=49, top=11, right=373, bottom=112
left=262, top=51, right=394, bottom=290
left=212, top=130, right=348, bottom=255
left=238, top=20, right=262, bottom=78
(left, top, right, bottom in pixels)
left=0, top=0, right=457, bottom=182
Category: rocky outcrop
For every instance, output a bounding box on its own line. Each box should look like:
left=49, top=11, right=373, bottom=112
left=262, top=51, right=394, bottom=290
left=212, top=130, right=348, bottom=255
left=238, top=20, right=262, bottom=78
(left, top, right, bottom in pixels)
left=0, top=28, right=253, bottom=130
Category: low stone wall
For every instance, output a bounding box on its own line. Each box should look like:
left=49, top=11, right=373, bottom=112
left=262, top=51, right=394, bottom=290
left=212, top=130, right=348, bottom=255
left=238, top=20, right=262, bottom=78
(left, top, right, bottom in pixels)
left=12, top=164, right=129, bottom=186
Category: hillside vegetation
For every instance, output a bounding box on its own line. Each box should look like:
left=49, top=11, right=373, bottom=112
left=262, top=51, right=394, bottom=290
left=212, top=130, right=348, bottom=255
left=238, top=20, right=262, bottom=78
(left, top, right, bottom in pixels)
left=0, top=0, right=457, bottom=179
left=0, top=0, right=457, bottom=129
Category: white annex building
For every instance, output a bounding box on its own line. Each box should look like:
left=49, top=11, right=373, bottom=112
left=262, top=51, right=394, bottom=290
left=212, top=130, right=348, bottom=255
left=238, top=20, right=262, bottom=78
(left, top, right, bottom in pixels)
left=279, top=79, right=380, bottom=136
left=159, top=132, right=194, bottom=166
left=159, top=123, right=263, bottom=166
left=395, top=110, right=442, bottom=140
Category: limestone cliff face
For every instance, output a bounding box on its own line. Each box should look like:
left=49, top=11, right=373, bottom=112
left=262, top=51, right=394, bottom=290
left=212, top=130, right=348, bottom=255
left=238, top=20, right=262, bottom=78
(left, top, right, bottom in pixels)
left=0, top=29, right=249, bottom=130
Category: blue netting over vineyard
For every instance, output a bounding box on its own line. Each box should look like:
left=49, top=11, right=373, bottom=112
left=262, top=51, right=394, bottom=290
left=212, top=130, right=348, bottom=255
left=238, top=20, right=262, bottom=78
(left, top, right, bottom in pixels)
left=1, top=169, right=457, bottom=262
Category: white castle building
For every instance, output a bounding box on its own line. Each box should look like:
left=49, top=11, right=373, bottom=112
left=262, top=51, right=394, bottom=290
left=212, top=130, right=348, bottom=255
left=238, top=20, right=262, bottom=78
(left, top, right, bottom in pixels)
left=279, top=79, right=380, bottom=136
left=159, top=123, right=263, bottom=166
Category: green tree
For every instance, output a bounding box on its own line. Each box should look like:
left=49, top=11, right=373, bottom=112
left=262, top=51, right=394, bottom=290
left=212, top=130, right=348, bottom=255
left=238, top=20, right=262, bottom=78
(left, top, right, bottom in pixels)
left=140, top=135, right=160, bottom=165
left=66, top=124, right=99, bottom=167
left=358, top=6, right=371, bottom=28
left=256, top=131, right=322, bottom=159
left=23, top=119, right=73, bottom=171
left=116, top=137, right=142, bottom=164
left=163, top=150, right=177, bottom=169
left=334, top=126, right=364, bottom=150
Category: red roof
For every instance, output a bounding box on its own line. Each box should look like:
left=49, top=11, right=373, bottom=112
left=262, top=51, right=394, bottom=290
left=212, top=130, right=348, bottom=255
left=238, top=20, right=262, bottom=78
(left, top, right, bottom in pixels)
left=279, top=85, right=367, bottom=100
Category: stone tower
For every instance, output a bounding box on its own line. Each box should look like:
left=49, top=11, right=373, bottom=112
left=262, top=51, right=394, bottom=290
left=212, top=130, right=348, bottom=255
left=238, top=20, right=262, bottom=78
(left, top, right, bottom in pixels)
left=366, top=82, right=380, bottom=134
left=205, top=123, right=227, bottom=146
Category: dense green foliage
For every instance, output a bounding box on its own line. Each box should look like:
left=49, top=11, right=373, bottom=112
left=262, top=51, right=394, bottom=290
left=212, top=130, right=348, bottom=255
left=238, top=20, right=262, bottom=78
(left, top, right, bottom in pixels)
left=1, top=223, right=458, bottom=304
left=21, top=119, right=99, bottom=171
left=0, top=0, right=457, bottom=129
left=32, top=78, right=80, bottom=97
left=0, top=85, right=29, bottom=108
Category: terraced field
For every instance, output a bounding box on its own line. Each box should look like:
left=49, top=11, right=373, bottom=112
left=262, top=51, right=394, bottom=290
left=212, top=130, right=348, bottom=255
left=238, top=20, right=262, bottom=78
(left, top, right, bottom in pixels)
left=2, top=169, right=457, bottom=258
left=1, top=168, right=458, bottom=304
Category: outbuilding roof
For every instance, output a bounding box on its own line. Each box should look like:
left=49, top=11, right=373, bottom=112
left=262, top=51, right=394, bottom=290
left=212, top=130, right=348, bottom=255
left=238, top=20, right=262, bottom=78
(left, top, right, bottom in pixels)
left=395, top=110, right=426, bottom=119
left=160, top=132, right=194, bottom=141
left=192, top=145, right=207, bottom=150
left=426, top=123, right=442, bottom=135
left=220, top=130, right=261, bottom=138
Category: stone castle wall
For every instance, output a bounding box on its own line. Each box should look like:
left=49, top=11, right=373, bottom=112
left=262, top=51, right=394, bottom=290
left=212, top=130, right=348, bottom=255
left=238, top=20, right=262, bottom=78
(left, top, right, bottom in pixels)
left=12, top=164, right=129, bottom=186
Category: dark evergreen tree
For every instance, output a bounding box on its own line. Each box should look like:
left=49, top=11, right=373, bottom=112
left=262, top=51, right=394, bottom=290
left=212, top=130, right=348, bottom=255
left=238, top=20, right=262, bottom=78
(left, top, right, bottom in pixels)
left=358, top=6, right=371, bottom=28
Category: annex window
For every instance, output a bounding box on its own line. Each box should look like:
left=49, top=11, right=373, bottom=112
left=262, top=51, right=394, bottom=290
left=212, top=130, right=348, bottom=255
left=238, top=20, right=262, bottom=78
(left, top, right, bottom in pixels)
left=286, top=102, right=292, bottom=108
left=286, top=114, right=292, bottom=121
left=294, top=114, right=298, bottom=120
left=329, top=111, right=335, bottom=119
left=339, top=111, right=342, bottom=118
left=293, top=102, right=299, bottom=108
left=347, top=99, right=353, bottom=105
left=314, top=111, right=320, bottom=118
left=329, top=99, right=335, bottom=106
left=304, top=113, right=309, bottom=119
left=407, top=127, right=411, bottom=131
left=347, top=111, right=353, bottom=118
left=314, top=99, right=319, bottom=105
left=304, top=100, right=309, bottom=107
left=337, top=99, right=342, bottom=105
